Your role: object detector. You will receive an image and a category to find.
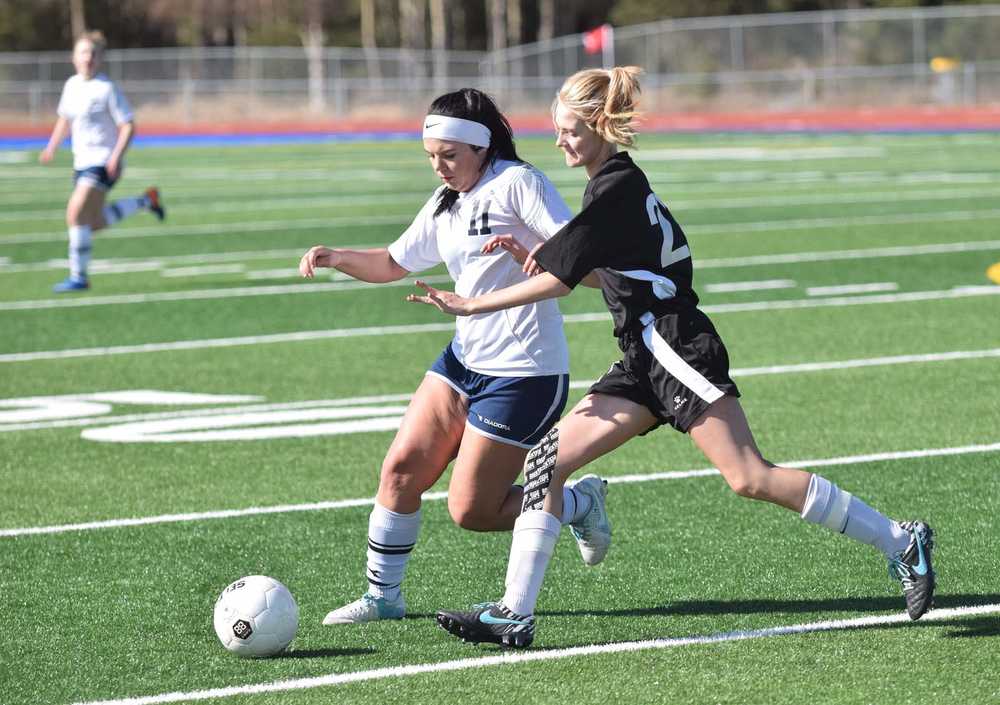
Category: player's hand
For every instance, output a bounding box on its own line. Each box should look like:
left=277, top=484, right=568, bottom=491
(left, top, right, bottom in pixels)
left=105, top=156, right=121, bottom=180
left=481, top=234, right=530, bottom=263
left=521, top=242, right=544, bottom=277
left=405, top=280, right=472, bottom=316
left=299, top=246, right=339, bottom=278
left=38, top=147, right=55, bottom=164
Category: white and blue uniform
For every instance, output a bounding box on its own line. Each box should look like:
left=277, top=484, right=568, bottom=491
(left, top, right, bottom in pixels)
left=56, top=72, right=133, bottom=189
left=389, top=159, right=572, bottom=447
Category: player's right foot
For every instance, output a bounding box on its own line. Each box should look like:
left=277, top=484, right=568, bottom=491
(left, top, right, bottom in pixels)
left=322, top=592, right=405, bottom=624
left=570, top=474, right=611, bottom=566
left=889, top=521, right=935, bottom=620
left=436, top=602, right=535, bottom=648
left=52, top=275, right=89, bottom=292
left=145, top=187, right=165, bottom=221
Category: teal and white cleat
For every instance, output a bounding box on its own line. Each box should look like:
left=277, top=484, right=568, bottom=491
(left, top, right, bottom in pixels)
left=570, top=474, right=611, bottom=566
left=889, top=521, right=935, bottom=620
left=322, top=592, right=405, bottom=624
left=436, top=602, right=535, bottom=648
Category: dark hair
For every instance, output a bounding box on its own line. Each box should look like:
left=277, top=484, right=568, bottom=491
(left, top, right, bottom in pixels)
left=427, top=88, right=521, bottom=216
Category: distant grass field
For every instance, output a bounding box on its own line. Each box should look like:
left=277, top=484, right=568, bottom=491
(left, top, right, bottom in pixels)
left=1, top=131, right=999, bottom=705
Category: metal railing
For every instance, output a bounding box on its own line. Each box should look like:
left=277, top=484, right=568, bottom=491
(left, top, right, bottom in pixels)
left=2, top=4, right=998, bottom=124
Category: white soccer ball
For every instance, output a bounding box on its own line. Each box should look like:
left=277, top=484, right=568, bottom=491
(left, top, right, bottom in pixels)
left=213, top=575, right=298, bottom=658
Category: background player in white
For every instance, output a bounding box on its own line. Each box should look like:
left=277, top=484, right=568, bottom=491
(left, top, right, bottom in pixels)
left=298, top=88, right=610, bottom=625
left=410, top=68, right=936, bottom=648
left=39, top=31, right=165, bottom=292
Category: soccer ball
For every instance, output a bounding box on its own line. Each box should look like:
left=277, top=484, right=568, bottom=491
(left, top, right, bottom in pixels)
left=213, top=575, right=298, bottom=658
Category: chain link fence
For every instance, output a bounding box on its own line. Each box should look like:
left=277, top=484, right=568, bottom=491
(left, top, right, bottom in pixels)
left=2, top=4, right=999, bottom=124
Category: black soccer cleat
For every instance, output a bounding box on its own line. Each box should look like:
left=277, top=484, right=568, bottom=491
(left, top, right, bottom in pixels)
left=889, top=521, right=935, bottom=620
left=145, top=187, right=166, bottom=221
left=436, top=602, right=535, bottom=649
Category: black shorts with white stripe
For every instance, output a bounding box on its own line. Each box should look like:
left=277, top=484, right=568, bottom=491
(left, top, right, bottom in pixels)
left=588, top=306, right=740, bottom=433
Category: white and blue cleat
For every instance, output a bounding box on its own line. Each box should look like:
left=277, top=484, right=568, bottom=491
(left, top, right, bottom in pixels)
left=889, top=520, right=935, bottom=620
left=322, top=592, right=406, bottom=624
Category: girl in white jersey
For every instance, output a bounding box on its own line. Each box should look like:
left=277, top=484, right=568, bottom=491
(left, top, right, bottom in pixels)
left=412, top=69, right=935, bottom=648
left=299, top=88, right=612, bottom=625
left=39, top=31, right=165, bottom=292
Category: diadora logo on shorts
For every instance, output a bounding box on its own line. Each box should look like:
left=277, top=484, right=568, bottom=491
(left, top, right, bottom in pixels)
left=673, top=395, right=688, bottom=410
left=476, top=413, right=511, bottom=431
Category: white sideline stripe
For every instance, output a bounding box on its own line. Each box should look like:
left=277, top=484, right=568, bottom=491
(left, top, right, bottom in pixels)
left=4, top=441, right=998, bottom=538
left=3, top=348, right=998, bottom=434
left=3, top=237, right=999, bottom=276
left=69, top=603, right=1000, bottom=705
left=0, top=274, right=455, bottom=311
left=5, top=207, right=1000, bottom=246
left=4, top=285, right=999, bottom=362
left=806, top=282, right=898, bottom=296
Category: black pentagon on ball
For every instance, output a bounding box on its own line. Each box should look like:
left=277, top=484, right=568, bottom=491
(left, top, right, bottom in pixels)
left=232, top=619, right=253, bottom=640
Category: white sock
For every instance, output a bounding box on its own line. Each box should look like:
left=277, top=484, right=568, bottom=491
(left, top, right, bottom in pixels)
left=103, top=195, right=145, bottom=227
left=365, top=502, right=421, bottom=601
left=502, top=510, right=561, bottom=616
left=800, top=474, right=910, bottom=557
left=67, top=225, right=92, bottom=280
left=560, top=485, right=592, bottom=525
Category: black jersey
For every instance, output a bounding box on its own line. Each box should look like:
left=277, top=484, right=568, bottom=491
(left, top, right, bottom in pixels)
left=533, top=152, right=697, bottom=337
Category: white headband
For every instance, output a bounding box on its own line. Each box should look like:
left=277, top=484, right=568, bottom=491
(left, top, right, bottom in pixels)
left=422, top=115, right=491, bottom=148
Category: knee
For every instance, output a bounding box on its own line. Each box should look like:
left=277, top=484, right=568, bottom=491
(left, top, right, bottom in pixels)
left=447, top=499, right=496, bottom=532
left=378, top=450, right=424, bottom=499
left=721, top=464, right=770, bottom=500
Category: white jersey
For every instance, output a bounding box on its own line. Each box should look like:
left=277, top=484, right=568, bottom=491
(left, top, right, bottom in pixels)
left=389, top=159, right=572, bottom=376
left=57, top=73, right=134, bottom=170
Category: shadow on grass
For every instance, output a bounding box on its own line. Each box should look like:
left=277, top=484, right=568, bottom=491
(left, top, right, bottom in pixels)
left=281, top=647, right=375, bottom=659
left=537, top=593, right=1000, bottom=619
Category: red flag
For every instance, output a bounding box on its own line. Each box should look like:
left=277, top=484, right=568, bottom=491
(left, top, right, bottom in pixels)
left=582, top=24, right=610, bottom=55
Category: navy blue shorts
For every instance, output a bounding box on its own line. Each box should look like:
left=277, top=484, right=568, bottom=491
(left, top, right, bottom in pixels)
left=73, top=166, right=119, bottom=191
left=428, top=343, right=568, bottom=449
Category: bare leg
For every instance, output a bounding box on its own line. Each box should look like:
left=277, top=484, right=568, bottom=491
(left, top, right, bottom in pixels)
left=688, top=395, right=810, bottom=512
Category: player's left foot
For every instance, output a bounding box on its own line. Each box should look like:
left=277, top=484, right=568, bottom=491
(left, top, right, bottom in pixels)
left=436, top=602, right=535, bottom=648
left=889, top=521, right=935, bottom=620
left=570, top=474, right=611, bottom=566
left=144, top=187, right=165, bottom=221
left=52, top=275, right=89, bottom=292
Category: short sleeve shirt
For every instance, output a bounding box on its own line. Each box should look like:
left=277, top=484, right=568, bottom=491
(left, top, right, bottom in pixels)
left=533, top=152, right=697, bottom=337
left=57, top=73, right=134, bottom=170
left=389, top=159, right=573, bottom=376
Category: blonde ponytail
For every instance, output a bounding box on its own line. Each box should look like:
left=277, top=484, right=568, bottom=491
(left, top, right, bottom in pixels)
left=556, top=66, right=643, bottom=147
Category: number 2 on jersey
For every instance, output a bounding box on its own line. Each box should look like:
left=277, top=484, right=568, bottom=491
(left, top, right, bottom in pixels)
left=645, top=193, right=690, bottom=267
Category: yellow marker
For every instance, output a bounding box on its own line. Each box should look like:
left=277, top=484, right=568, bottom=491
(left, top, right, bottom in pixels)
left=988, top=262, right=1000, bottom=285
left=930, top=57, right=959, bottom=73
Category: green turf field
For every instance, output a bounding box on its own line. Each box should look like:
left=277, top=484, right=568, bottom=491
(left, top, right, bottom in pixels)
left=1, top=131, right=999, bottom=705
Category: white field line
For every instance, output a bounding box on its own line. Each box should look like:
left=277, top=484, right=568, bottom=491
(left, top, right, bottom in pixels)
left=3, top=348, right=998, bottom=434
left=4, top=440, right=999, bottom=538
left=806, top=282, right=898, bottom=296
left=3, top=285, right=999, bottom=359
left=69, top=603, right=1000, bottom=705
left=7, top=184, right=1000, bottom=222
left=4, top=237, right=999, bottom=276
left=0, top=273, right=455, bottom=312
left=5, top=206, right=1000, bottom=246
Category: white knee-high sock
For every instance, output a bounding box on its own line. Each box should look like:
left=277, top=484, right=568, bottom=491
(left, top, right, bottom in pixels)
left=365, top=502, right=421, bottom=601
left=502, top=510, right=561, bottom=616
left=103, top=195, right=146, bottom=227
left=800, top=474, right=910, bottom=557
left=560, top=485, right=592, bottom=525
left=68, top=225, right=92, bottom=279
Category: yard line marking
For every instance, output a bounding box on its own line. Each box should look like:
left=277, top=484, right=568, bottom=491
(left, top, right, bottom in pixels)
left=8, top=184, right=1000, bottom=222
left=68, top=603, right=1000, bottom=705
left=4, top=440, right=998, bottom=537
left=3, top=284, right=998, bottom=359
left=705, top=279, right=796, bottom=293
left=5, top=207, right=1000, bottom=245
left=3, top=347, right=997, bottom=434
left=0, top=273, right=455, bottom=311
left=4, top=238, right=999, bottom=276
left=806, top=282, right=898, bottom=296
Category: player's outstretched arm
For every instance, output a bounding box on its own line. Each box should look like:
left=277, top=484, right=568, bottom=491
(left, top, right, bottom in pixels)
left=406, top=272, right=571, bottom=316
left=299, top=246, right=408, bottom=283
left=39, top=117, right=70, bottom=164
